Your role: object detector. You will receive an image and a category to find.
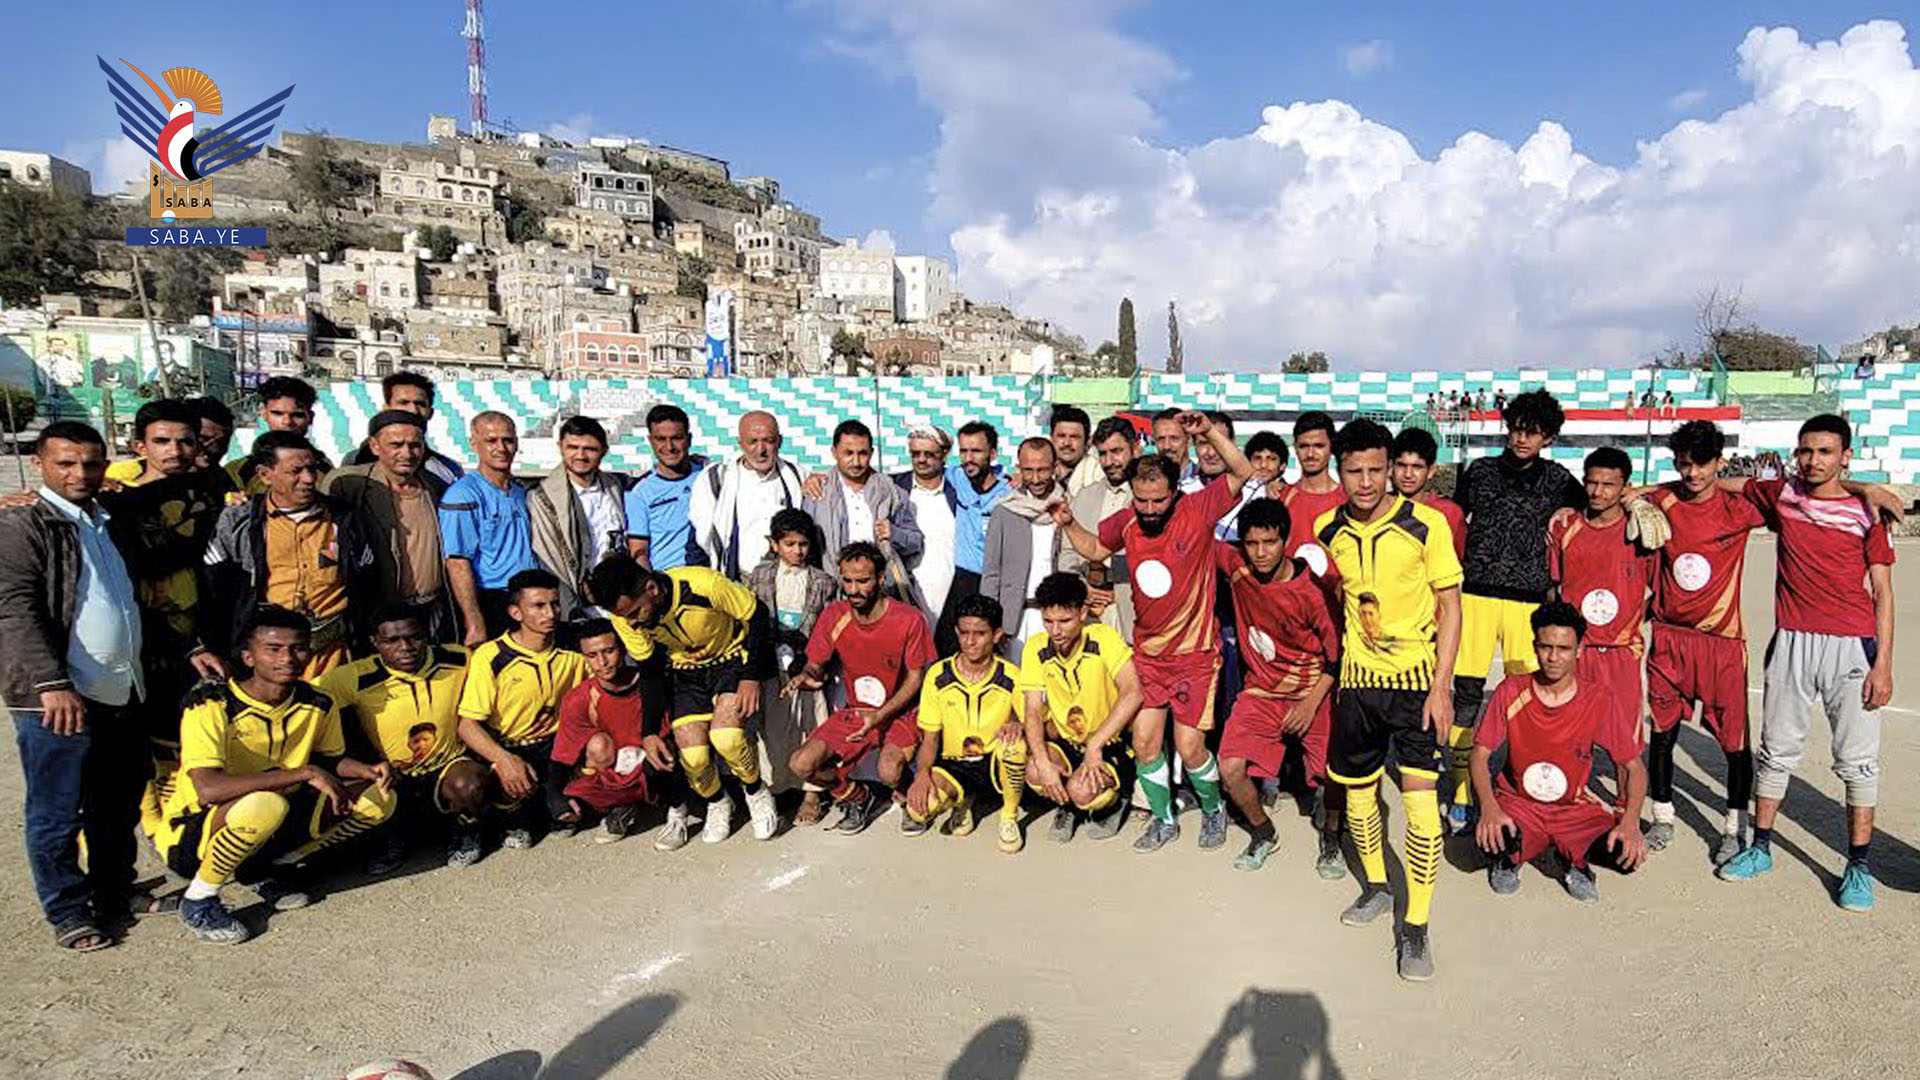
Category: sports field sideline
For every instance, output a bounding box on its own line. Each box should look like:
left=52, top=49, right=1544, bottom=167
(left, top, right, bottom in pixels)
left=2, top=537, right=1915, bottom=1080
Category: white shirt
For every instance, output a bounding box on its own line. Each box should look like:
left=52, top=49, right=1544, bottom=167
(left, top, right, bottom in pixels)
left=573, top=479, right=622, bottom=567
left=909, top=482, right=956, bottom=618
left=735, top=467, right=792, bottom=567
left=841, top=476, right=876, bottom=543
left=40, top=487, right=143, bottom=705
left=1018, top=517, right=1057, bottom=642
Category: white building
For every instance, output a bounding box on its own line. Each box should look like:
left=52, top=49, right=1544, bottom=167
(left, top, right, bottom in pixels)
left=0, top=150, right=91, bottom=196
left=893, top=255, right=952, bottom=323
left=819, top=238, right=895, bottom=307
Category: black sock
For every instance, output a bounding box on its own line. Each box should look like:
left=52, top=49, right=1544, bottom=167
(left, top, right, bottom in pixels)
left=742, top=778, right=764, bottom=795
left=1249, top=820, right=1276, bottom=843
left=1848, top=841, right=1871, bottom=869
left=1752, top=826, right=1772, bottom=852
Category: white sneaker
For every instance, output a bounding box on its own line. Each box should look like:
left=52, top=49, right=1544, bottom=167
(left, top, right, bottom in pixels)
left=701, top=797, right=735, bottom=844
left=654, top=806, right=692, bottom=852
left=745, top=785, right=779, bottom=841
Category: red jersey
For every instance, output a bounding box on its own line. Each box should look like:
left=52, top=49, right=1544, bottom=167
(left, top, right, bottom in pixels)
left=553, top=678, right=658, bottom=792
left=1547, top=511, right=1656, bottom=653
left=1649, top=485, right=1765, bottom=639
left=1477, top=676, right=1634, bottom=806
left=1100, top=477, right=1238, bottom=658
left=1415, top=493, right=1467, bottom=561
left=1213, top=542, right=1340, bottom=699
left=805, top=598, right=937, bottom=710
left=1744, top=479, right=1894, bottom=638
left=1280, top=482, right=1347, bottom=558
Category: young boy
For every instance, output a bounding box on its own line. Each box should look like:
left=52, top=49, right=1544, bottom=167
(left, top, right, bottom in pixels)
left=1471, top=603, right=1647, bottom=901
left=1017, top=572, right=1145, bottom=841
left=786, top=542, right=938, bottom=834
left=1716, top=415, right=1896, bottom=910
left=746, top=507, right=839, bottom=824
left=905, top=594, right=1029, bottom=852
left=454, top=568, right=590, bottom=854
left=1214, top=498, right=1342, bottom=875
left=1547, top=448, right=1657, bottom=762
left=1279, top=412, right=1345, bottom=562
left=552, top=619, right=687, bottom=847
left=1389, top=427, right=1465, bottom=561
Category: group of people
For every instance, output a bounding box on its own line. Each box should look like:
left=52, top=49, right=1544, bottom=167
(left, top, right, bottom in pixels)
left=2, top=372, right=1898, bottom=983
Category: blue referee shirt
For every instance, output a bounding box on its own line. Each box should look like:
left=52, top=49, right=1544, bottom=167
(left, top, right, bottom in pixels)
left=438, top=472, right=537, bottom=589
left=624, top=456, right=710, bottom=571
left=945, top=463, right=1010, bottom=575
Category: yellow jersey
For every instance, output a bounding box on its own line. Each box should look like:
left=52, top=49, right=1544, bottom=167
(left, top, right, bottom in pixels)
left=1016, top=623, right=1133, bottom=748
left=613, top=565, right=756, bottom=669
left=167, top=679, right=346, bottom=820
left=1313, top=496, right=1463, bottom=691
left=457, top=634, right=588, bottom=746
left=106, top=459, right=154, bottom=486
left=318, top=646, right=468, bottom=776
left=917, top=655, right=1021, bottom=759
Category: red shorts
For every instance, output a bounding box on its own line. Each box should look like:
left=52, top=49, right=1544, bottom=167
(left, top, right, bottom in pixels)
left=1220, top=692, right=1330, bottom=785
left=1578, top=645, right=1646, bottom=756
left=1135, top=652, right=1222, bottom=732
left=563, top=767, right=663, bottom=813
left=808, top=707, right=920, bottom=764
left=1494, top=789, right=1620, bottom=870
left=1646, top=623, right=1749, bottom=753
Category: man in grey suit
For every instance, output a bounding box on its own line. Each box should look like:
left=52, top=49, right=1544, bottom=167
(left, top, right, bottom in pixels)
left=981, top=437, right=1071, bottom=656
left=804, top=420, right=925, bottom=611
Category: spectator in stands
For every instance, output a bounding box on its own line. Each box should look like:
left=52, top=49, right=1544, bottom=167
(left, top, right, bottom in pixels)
left=892, top=426, right=959, bottom=624
left=322, top=410, right=456, bottom=641
left=1661, top=390, right=1677, bottom=416
left=805, top=419, right=925, bottom=609
left=441, top=412, right=539, bottom=644
left=1494, top=390, right=1508, bottom=414
left=531, top=415, right=631, bottom=617
left=625, top=404, right=709, bottom=572
left=689, top=410, right=805, bottom=579
left=345, top=373, right=464, bottom=486
left=1052, top=405, right=1101, bottom=497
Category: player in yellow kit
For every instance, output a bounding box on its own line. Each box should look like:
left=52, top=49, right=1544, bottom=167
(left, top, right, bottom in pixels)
left=904, top=594, right=1028, bottom=852
left=585, top=556, right=779, bottom=846
left=151, top=606, right=395, bottom=945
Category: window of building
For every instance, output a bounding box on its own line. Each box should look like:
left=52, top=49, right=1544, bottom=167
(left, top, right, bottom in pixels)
left=380, top=283, right=391, bottom=297
left=414, top=180, right=425, bottom=195
left=374, top=352, right=393, bottom=376
left=27, top=166, right=41, bottom=182
left=585, top=344, right=600, bottom=366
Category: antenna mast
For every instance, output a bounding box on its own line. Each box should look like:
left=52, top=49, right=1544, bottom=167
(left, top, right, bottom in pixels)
left=464, top=0, right=487, bottom=137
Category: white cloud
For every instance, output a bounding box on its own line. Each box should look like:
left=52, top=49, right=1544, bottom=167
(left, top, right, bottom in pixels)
left=1340, top=39, right=1395, bottom=78
left=860, top=228, right=898, bottom=253
left=822, top=6, right=1920, bottom=370
left=59, top=137, right=151, bottom=196
left=545, top=112, right=597, bottom=144
left=1668, top=87, right=1710, bottom=111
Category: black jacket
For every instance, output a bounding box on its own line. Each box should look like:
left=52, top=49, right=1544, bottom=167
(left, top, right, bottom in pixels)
left=0, top=498, right=85, bottom=706
left=1456, top=452, right=1585, bottom=603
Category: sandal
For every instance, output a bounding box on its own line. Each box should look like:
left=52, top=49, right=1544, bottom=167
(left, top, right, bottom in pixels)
left=54, top=920, right=113, bottom=952
left=127, top=892, right=181, bottom=919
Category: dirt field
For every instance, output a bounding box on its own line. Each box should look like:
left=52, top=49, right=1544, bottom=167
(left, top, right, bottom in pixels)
left=1, top=537, right=1916, bottom=1080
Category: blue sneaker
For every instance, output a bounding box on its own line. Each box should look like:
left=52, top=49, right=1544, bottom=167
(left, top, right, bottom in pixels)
left=1445, top=803, right=1472, bottom=836
left=1836, top=865, right=1876, bottom=912
left=1715, top=845, right=1774, bottom=882
left=179, top=894, right=250, bottom=945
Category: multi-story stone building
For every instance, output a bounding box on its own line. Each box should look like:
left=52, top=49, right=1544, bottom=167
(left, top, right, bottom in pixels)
left=575, top=161, right=654, bottom=223
left=820, top=238, right=895, bottom=309
left=0, top=150, right=91, bottom=196
left=893, top=255, right=953, bottom=323
left=531, top=282, right=634, bottom=374
left=423, top=259, right=495, bottom=315
left=599, top=241, right=679, bottom=297
left=317, top=249, right=422, bottom=317
left=377, top=148, right=505, bottom=244
left=498, top=245, right=594, bottom=344
left=672, top=220, right=736, bottom=264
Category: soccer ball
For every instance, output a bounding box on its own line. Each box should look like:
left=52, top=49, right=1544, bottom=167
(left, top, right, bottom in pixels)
left=340, top=1061, right=434, bottom=1080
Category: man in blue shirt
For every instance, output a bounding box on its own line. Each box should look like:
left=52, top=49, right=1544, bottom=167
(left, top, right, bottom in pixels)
left=937, top=420, right=1011, bottom=653
left=440, top=411, right=537, bottom=646
left=625, top=404, right=709, bottom=571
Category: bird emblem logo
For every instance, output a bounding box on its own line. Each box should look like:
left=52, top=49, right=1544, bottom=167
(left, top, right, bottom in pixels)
left=98, top=56, right=294, bottom=223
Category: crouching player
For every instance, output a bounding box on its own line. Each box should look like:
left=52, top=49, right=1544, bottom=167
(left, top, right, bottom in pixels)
left=320, top=604, right=489, bottom=872
left=153, top=607, right=395, bottom=945
left=1471, top=602, right=1647, bottom=901
left=1214, top=499, right=1343, bottom=875
left=1017, top=573, right=1145, bottom=843
left=904, top=595, right=1029, bottom=852
left=553, top=619, right=688, bottom=847
left=787, top=542, right=938, bottom=834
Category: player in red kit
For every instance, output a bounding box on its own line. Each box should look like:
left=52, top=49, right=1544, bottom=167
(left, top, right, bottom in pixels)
left=1641, top=421, right=1764, bottom=865
left=1212, top=498, right=1342, bottom=874
left=1547, top=447, right=1656, bottom=762
left=1055, top=411, right=1257, bottom=853
left=551, top=620, right=684, bottom=844
left=786, top=542, right=938, bottom=835
left=1471, top=602, right=1647, bottom=901
left=1280, top=411, right=1346, bottom=568
left=1390, top=428, right=1466, bottom=562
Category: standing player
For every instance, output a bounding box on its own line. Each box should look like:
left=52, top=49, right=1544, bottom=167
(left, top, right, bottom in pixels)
left=1641, top=421, right=1765, bottom=865
left=553, top=620, right=689, bottom=846
left=904, top=594, right=1029, bottom=853
left=1389, top=428, right=1465, bottom=560
left=583, top=557, right=780, bottom=846
left=454, top=569, right=590, bottom=853
left=1213, top=499, right=1342, bottom=875
left=1279, top=412, right=1345, bottom=563
left=1315, top=419, right=1461, bottom=981
left=1053, top=412, right=1256, bottom=852
left=319, top=604, right=490, bottom=872
left=1017, top=572, right=1145, bottom=842
left=1717, top=416, right=1895, bottom=910
left=786, top=542, right=938, bottom=834
left=1546, top=448, right=1656, bottom=774
left=1470, top=603, right=1648, bottom=901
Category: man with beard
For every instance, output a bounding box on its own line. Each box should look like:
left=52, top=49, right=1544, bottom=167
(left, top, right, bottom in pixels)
left=529, top=415, right=631, bottom=617
left=786, top=542, right=938, bottom=834
left=1058, top=416, right=1139, bottom=638
left=892, top=426, right=959, bottom=627
left=1051, top=406, right=1101, bottom=497
left=933, top=421, right=1011, bottom=655
left=1054, top=411, right=1256, bottom=853
left=805, top=420, right=925, bottom=610
left=981, top=438, right=1069, bottom=652
left=322, top=411, right=455, bottom=639
left=344, top=373, right=465, bottom=486
left=1151, top=408, right=1199, bottom=490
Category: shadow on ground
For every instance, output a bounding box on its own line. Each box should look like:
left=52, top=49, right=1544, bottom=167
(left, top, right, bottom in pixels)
left=450, top=992, right=678, bottom=1080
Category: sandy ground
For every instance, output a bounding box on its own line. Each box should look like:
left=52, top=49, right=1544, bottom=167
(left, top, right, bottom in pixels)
left=1, top=537, right=1917, bottom=1080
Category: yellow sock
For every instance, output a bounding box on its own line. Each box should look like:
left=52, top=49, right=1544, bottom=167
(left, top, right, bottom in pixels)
left=911, top=771, right=960, bottom=824
left=1402, top=787, right=1442, bottom=926
left=281, top=783, right=399, bottom=865
left=710, top=726, right=761, bottom=786
left=142, top=764, right=178, bottom=838
left=680, top=743, right=720, bottom=799
left=998, top=741, right=1027, bottom=821
left=197, top=791, right=289, bottom=887
left=1447, top=724, right=1476, bottom=807
left=1346, top=782, right=1388, bottom=886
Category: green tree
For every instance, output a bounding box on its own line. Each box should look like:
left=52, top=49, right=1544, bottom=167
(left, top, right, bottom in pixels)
left=1167, top=299, right=1183, bottom=374
left=830, top=328, right=869, bottom=375
left=676, top=253, right=713, bottom=302
left=288, top=131, right=373, bottom=215
left=1117, top=297, right=1138, bottom=375
left=419, top=225, right=459, bottom=262
left=0, top=386, right=38, bottom=433
left=149, top=247, right=242, bottom=323
left=1285, top=350, right=1330, bottom=374
left=0, top=182, right=98, bottom=305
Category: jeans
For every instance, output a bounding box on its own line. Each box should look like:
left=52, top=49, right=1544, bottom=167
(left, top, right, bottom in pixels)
left=14, top=698, right=149, bottom=928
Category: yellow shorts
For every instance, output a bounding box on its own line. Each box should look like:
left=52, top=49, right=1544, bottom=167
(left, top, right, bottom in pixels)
left=1457, top=594, right=1539, bottom=680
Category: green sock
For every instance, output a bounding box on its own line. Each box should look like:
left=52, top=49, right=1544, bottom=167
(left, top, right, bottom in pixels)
left=1189, top=752, right=1223, bottom=815
left=1139, top=753, right=1174, bottom=823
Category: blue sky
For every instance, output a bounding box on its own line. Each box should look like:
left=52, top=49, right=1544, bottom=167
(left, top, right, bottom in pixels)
left=9, top=2, right=1920, bottom=367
